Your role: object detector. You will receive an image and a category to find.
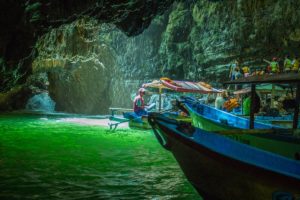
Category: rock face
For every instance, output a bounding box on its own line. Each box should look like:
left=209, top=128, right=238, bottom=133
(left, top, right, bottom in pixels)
left=32, top=19, right=115, bottom=114
left=103, top=0, right=300, bottom=108
left=2, top=0, right=300, bottom=113
left=0, top=85, right=32, bottom=111
left=97, top=18, right=170, bottom=108
left=159, top=1, right=300, bottom=83
left=0, top=0, right=174, bottom=99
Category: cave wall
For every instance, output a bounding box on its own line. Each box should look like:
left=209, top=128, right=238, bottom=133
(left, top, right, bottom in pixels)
left=32, top=19, right=116, bottom=114
left=159, top=0, right=300, bottom=84
left=2, top=0, right=300, bottom=113
left=31, top=17, right=167, bottom=113
left=31, top=0, right=300, bottom=114
left=0, top=0, right=174, bottom=111
left=103, top=0, right=300, bottom=108
left=97, top=17, right=170, bottom=108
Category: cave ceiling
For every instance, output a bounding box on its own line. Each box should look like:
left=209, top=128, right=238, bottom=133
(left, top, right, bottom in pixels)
left=0, top=0, right=174, bottom=68
left=0, top=0, right=176, bottom=91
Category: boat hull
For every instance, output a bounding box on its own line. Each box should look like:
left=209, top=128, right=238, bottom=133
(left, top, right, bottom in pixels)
left=185, top=101, right=300, bottom=159
left=149, top=114, right=300, bottom=200
left=128, top=116, right=152, bottom=130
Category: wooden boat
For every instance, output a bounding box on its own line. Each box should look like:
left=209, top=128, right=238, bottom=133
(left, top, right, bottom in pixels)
left=143, top=78, right=221, bottom=110
left=234, top=83, right=294, bottom=127
left=108, top=108, right=151, bottom=130
left=178, top=96, right=300, bottom=159
left=148, top=112, right=300, bottom=200
left=180, top=96, right=278, bottom=130
left=108, top=78, right=220, bottom=130
left=108, top=108, right=190, bottom=130
left=148, top=74, right=300, bottom=199
left=255, top=115, right=294, bottom=128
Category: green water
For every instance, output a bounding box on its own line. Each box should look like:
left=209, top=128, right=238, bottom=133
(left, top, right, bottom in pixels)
left=0, top=113, right=200, bottom=199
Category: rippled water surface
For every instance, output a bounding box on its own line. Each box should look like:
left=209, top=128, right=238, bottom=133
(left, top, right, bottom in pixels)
left=0, top=113, right=201, bottom=199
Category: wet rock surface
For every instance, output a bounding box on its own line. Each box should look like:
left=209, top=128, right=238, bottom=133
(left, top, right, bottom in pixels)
left=0, top=0, right=174, bottom=106
left=32, top=19, right=115, bottom=114
left=1, top=0, right=300, bottom=113
left=99, top=0, right=300, bottom=109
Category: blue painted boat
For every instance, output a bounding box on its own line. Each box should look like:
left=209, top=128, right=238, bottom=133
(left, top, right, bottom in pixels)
left=148, top=112, right=300, bottom=200
left=108, top=108, right=190, bottom=130
left=180, top=96, right=281, bottom=130
left=178, top=96, right=300, bottom=159
left=108, top=109, right=151, bottom=130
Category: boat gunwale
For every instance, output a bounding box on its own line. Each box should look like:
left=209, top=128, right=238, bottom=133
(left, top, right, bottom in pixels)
left=183, top=99, right=281, bottom=129
left=150, top=114, right=300, bottom=183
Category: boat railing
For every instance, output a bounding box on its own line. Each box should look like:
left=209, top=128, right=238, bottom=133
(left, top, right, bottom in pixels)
left=223, top=74, right=300, bottom=129
left=181, top=96, right=280, bottom=129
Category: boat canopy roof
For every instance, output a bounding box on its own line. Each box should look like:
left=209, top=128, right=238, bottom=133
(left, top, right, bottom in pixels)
left=142, top=80, right=170, bottom=90
left=224, top=73, right=300, bottom=85
left=143, top=78, right=222, bottom=94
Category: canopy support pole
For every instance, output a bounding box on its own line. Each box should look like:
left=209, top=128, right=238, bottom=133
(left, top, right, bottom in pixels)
left=293, top=83, right=300, bottom=129
left=271, top=84, right=275, bottom=108
left=159, top=88, right=162, bottom=111
left=249, top=84, right=256, bottom=129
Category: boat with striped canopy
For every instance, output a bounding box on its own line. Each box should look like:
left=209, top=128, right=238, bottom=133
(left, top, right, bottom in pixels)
left=108, top=78, right=221, bottom=130
left=148, top=73, right=300, bottom=199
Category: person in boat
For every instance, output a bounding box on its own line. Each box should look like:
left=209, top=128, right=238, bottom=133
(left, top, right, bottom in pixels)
left=265, top=65, right=272, bottom=74
left=233, top=66, right=242, bottom=80
left=271, top=57, right=280, bottom=73
left=133, top=88, right=148, bottom=116
left=260, top=98, right=272, bottom=116
left=277, top=96, right=288, bottom=115
left=264, top=57, right=280, bottom=74
left=155, top=93, right=170, bottom=111
left=147, top=94, right=159, bottom=111
left=284, top=55, right=292, bottom=73
left=147, top=93, right=174, bottom=111
left=243, top=92, right=261, bottom=116
left=162, top=94, right=174, bottom=110
left=282, top=92, right=297, bottom=113
left=229, top=59, right=240, bottom=81
left=258, top=68, right=265, bottom=75
left=242, top=65, right=250, bottom=77
left=215, top=91, right=228, bottom=110
left=251, top=68, right=264, bottom=76
left=292, top=56, right=299, bottom=73
left=229, top=66, right=243, bottom=90
left=224, top=97, right=239, bottom=112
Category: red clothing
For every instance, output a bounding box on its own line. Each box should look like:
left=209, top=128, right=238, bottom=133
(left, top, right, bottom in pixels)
left=133, top=95, right=145, bottom=112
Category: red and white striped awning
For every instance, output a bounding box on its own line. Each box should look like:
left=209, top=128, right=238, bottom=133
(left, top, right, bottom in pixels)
left=143, top=78, right=222, bottom=94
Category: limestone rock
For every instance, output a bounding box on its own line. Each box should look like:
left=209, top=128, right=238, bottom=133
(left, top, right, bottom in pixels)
left=0, top=0, right=174, bottom=104
left=33, top=19, right=115, bottom=114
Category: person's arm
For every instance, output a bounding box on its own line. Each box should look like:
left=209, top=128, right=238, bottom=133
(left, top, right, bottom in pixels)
left=263, top=59, right=271, bottom=64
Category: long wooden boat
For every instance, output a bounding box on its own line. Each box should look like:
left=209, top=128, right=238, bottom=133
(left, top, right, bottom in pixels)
left=108, top=108, right=190, bottom=130
left=148, top=112, right=300, bottom=200
left=108, top=78, right=219, bottom=130
left=179, top=96, right=300, bottom=159
left=180, top=96, right=279, bottom=130
left=122, top=112, right=152, bottom=129
left=108, top=108, right=152, bottom=130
